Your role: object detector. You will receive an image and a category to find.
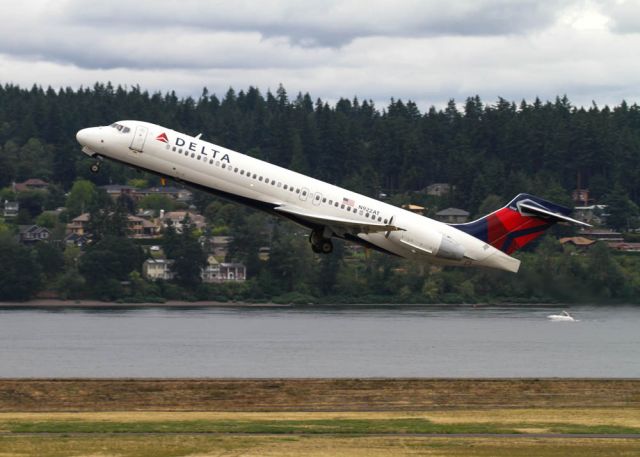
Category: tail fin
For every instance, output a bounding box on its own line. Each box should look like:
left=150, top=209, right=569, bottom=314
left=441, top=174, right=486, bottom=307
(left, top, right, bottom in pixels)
left=451, top=193, right=590, bottom=254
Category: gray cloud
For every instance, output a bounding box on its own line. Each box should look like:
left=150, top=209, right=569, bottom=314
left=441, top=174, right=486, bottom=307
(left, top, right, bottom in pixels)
left=0, top=0, right=639, bottom=112
left=63, top=0, right=564, bottom=47
left=608, top=1, right=640, bottom=34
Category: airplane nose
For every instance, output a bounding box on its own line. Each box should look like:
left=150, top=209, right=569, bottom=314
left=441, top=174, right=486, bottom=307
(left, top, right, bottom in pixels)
left=76, top=128, right=90, bottom=146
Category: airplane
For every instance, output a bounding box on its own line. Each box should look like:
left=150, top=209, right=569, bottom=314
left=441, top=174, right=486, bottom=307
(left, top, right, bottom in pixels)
left=76, top=121, right=589, bottom=273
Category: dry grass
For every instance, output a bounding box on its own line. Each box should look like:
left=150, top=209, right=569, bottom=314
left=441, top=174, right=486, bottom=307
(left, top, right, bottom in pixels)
left=0, top=408, right=639, bottom=427
left=1, top=379, right=639, bottom=412
left=1, top=436, right=640, bottom=457
left=1, top=379, right=639, bottom=456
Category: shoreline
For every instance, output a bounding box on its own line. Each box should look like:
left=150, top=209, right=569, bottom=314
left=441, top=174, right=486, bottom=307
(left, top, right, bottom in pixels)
left=0, top=299, right=580, bottom=309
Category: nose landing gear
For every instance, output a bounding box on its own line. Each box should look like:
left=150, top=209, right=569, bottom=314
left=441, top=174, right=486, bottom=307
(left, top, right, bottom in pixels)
left=309, top=229, right=333, bottom=254
left=89, top=156, right=104, bottom=173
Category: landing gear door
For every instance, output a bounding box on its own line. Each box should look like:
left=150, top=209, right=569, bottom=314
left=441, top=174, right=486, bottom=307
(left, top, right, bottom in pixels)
left=130, top=125, right=148, bottom=152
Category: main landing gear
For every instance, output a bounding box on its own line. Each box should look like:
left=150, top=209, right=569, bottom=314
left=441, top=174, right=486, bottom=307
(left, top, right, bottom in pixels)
left=309, top=229, right=333, bottom=254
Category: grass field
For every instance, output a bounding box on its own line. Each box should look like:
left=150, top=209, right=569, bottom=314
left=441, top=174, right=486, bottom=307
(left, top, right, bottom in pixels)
left=0, top=379, right=638, bottom=456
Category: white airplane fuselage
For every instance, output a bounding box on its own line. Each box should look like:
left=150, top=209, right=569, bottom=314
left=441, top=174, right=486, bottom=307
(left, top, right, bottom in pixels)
left=76, top=121, right=521, bottom=273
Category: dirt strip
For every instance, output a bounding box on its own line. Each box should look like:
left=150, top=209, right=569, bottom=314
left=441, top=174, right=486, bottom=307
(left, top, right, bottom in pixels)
left=1, top=379, right=638, bottom=412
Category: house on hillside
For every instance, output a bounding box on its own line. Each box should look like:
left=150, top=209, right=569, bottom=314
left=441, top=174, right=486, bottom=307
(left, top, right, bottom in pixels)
left=579, top=228, right=624, bottom=242
left=201, top=256, right=246, bottom=283
left=573, top=205, right=608, bottom=226
left=14, top=178, right=49, bottom=193
left=218, top=263, right=246, bottom=281
left=67, top=213, right=160, bottom=239
left=425, top=183, right=453, bottom=197
left=64, top=232, right=91, bottom=248
left=3, top=200, right=18, bottom=218
left=210, top=236, right=233, bottom=257
left=126, top=215, right=160, bottom=239
left=402, top=204, right=425, bottom=215
left=607, top=242, right=640, bottom=252
left=143, top=259, right=175, bottom=281
left=161, top=211, right=206, bottom=232
left=572, top=188, right=593, bottom=206
left=201, top=255, right=220, bottom=283
left=559, top=237, right=597, bottom=250
left=100, top=184, right=137, bottom=200
left=17, top=225, right=51, bottom=244
left=67, top=213, right=91, bottom=236
left=435, top=207, right=470, bottom=223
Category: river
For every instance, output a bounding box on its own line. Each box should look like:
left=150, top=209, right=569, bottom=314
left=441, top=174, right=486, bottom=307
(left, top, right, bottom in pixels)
left=0, top=304, right=638, bottom=377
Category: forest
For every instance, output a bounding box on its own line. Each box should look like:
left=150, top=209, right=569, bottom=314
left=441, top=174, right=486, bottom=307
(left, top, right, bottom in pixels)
left=1, top=82, right=640, bottom=303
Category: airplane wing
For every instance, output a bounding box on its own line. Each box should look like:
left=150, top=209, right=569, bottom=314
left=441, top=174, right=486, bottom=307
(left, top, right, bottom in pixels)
left=274, top=204, right=405, bottom=235
left=517, top=200, right=592, bottom=227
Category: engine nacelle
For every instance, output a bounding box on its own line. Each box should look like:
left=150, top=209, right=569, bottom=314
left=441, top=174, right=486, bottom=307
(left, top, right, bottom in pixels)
left=436, top=234, right=465, bottom=261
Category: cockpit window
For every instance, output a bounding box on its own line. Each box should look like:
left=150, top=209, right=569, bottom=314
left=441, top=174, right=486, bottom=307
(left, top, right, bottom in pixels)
left=110, top=123, right=130, bottom=133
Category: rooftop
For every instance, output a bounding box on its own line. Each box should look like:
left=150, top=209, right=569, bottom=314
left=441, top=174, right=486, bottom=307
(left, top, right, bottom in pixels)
left=435, top=207, right=470, bottom=216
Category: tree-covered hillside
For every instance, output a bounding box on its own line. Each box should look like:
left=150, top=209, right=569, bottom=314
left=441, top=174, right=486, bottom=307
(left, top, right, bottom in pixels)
left=2, top=83, right=640, bottom=211
left=1, top=82, right=640, bottom=303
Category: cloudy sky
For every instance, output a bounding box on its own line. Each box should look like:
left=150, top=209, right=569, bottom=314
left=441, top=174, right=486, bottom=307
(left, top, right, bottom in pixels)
left=0, top=0, right=638, bottom=109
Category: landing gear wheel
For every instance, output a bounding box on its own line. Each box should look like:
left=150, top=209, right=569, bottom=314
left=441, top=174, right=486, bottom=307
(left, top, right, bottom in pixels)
left=320, top=239, right=333, bottom=254
left=89, top=162, right=101, bottom=173
left=309, top=230, right=333, bottom=254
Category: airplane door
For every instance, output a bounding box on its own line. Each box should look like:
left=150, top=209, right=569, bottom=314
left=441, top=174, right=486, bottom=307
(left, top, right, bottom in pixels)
left=299, top=187, right=309, bottom=202
left=130, top=125, right=148, bottom=152
left=312, top=192, right=322, bottom=206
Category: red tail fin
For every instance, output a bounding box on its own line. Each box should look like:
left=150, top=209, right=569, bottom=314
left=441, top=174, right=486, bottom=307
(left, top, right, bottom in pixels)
left=451, top=194, right=588, bottom=254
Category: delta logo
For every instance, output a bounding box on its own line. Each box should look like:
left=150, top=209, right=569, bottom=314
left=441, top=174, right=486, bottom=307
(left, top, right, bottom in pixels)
left=155, top=132, right=169, bottom=143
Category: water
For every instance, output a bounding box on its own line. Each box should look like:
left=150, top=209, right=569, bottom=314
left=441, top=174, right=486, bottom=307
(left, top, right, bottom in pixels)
left=0, top=305, right=638, bottom=378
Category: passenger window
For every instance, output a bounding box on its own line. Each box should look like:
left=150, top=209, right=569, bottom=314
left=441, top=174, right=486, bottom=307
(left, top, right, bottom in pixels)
left=253, top=174, right=257, bottom=179
left=240, top=170, right=245, bottom=175
left=284, top=185, right=288, bottom=190
left=166, top=144, right=170, bottom=150
left=216, top=161, right=220, bottom=166
left=259, top=176, right=263, bottom=181
left=378, top=217, right=382, bottom=222
left=221, top=163, right=226, bottom=168
left=341, top=204, right=345, bottom=209
left=234, top=167, right=239, bottom=172
left=123, top=127, right=130, bottom=133
left=322, top=198, right=326, bottom=203
left=335, top=202, right=338, bottom=207
left=265, top=178, right=269, bottom=184
left=384, top=219, right=388, bottom=224
left=296, top=188, right=299, bottom=193
left=173, top=146, right=176, bottom=152
left=209, top=159, right=213, bottom=164
left=191, top=153, right=195, bottom=158
left=315, top=195, right=320, bottom=200
left=278, top=182, right=282, bottom=188
left=365, top=213, right=369, bottom=218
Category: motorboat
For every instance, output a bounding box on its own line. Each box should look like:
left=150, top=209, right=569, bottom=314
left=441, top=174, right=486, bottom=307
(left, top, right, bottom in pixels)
left=547, top=310, right=576, bottom=321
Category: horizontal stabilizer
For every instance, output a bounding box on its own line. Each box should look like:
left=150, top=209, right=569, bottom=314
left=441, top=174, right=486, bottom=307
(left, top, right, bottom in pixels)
left=517, top=200, right=591, bottom=227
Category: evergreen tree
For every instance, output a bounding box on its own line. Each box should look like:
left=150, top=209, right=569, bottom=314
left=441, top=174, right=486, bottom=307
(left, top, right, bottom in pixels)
left=167, top=215, right=207, bottom=288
